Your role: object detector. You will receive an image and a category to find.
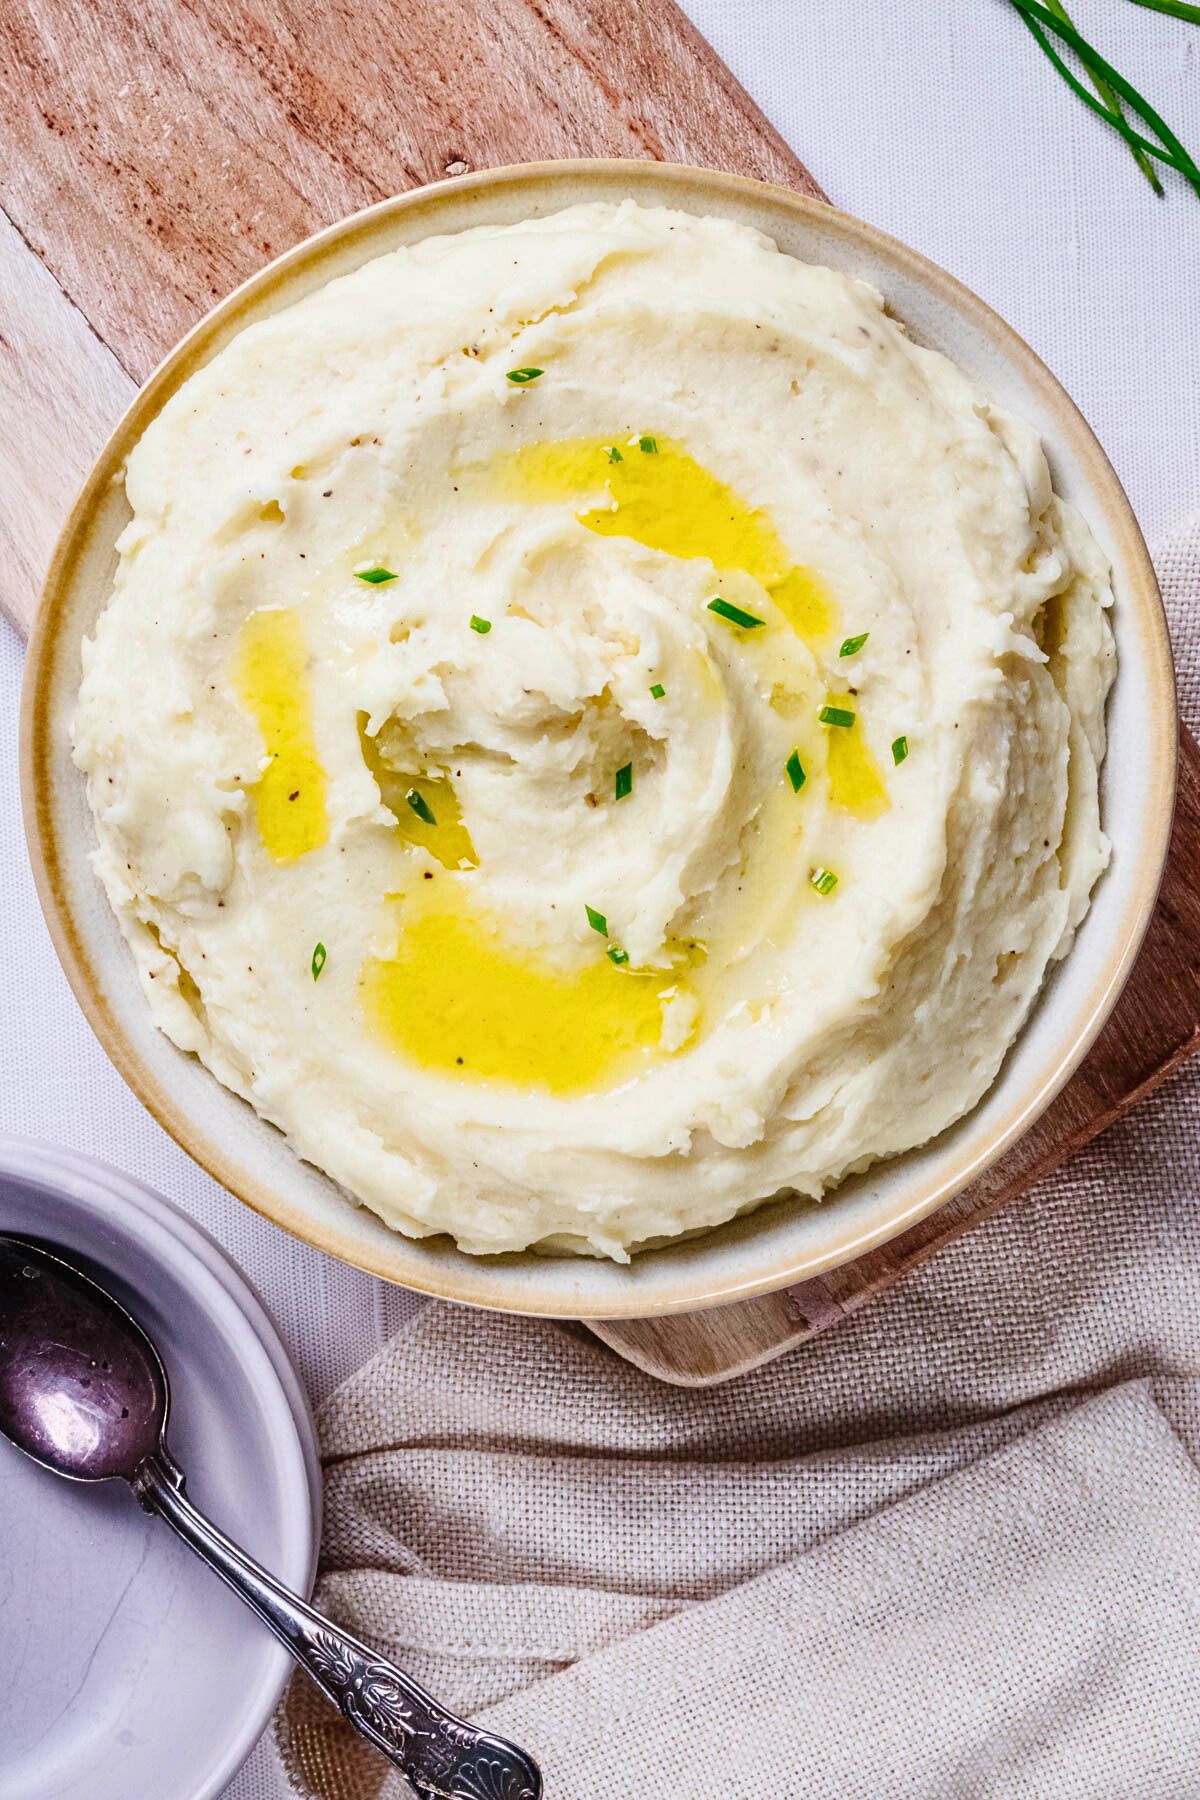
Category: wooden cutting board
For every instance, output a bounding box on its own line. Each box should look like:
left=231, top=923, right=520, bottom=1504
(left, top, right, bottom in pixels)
left=3, top=0, right=1198, bottom=1385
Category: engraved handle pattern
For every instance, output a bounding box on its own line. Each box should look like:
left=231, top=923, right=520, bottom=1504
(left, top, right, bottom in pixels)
left=134, top=1451, right=541, bottom=1798
left=305, top=1628, right=541, bottom=1797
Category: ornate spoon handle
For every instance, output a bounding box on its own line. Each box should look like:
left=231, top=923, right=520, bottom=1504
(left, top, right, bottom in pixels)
left=133, top=1449, right=542, bottom=1799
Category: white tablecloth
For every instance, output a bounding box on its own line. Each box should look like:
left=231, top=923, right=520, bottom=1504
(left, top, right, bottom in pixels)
left=0, top=4, right=1197, bottom=1792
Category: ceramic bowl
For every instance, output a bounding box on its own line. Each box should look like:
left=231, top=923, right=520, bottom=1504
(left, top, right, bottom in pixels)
left=21, top=160, right=1176, bottom=1319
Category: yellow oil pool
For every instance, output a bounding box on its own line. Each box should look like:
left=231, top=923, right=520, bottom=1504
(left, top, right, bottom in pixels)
left=499, top=436, right=834, bottom=643
left=233, top=607, right=328, bottom=862
left=823, top=692, right=888, bottom=820
left=362, top=896, right=687, bottom=1093
left=357, top=717, right=478, bottom=871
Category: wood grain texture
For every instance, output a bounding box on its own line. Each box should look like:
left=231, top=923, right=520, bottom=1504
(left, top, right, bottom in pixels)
left=0, top=210, right=134, bottom=635
left=0, top=0, right=819, bottom=382
left=1, top=0, right=1195, bottom=1384
left=0, top=0, right=820, bottom=636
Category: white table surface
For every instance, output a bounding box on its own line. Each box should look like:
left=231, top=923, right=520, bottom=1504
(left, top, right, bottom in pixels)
left=1, top=8, right=1198, bottom=1784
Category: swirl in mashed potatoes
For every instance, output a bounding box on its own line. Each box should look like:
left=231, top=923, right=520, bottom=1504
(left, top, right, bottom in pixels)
left=73, top=201, right=1115, bottom=1258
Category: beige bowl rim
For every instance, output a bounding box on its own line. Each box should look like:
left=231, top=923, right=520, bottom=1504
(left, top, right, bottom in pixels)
left=21, top=158, right=1178, bottom=1318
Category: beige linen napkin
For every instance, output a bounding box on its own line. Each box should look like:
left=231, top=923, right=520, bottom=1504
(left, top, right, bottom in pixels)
left=268, top=515, right=1200, bottom=1800
left=276, top=1314, right=1200, bottom=1800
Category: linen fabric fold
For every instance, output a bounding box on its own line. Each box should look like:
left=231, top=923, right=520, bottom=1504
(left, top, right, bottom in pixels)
left=274, top=1312, right=1200, bottom=1800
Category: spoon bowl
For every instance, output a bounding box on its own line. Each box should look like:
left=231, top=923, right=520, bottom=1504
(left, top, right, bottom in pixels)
left=0, top=1236, right=166, bottom=1481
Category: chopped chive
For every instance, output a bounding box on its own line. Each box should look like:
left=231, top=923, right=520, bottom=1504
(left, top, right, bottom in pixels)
left=839, top=632, right=869, bottom=657
left=470, top=614, right=492, bottom=634
left=355, top=565, right=397, bottom=585
left=606, top=444, right=623, bottom=463
left=506, top=367, right=543, bottom=384
left=406, top=788, right=436, bottom=825
left=786, top=749, right=807, bottom=793
left=649, top=682, right=665, bottom=700
left=810, top=867, right=838, bottom=896
left=586, top=904, right=608, bottom=936
left=614, top=762, right=633, bottom=801
left=819, top=705, right=856, bottom=728
left=637, top=435, right=658, bottom=453
left=892, top=734, right=909, bottom=766
left=607, top=946, right=630, bottom=967
left=311, top=941, right=327, bottom=980
left=708, top=596, right=765, bottom=630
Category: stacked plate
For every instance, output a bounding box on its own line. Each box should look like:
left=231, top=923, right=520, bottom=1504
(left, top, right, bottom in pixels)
left=0, top=1138, right=320, bottom=1800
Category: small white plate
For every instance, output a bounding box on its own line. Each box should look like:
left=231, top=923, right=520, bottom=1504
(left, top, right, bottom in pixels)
left=0, top=1138, right=321, bottom=1800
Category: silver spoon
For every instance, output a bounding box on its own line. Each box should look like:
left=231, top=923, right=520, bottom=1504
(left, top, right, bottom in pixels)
left=0, top=1234, right=543, bottom=1799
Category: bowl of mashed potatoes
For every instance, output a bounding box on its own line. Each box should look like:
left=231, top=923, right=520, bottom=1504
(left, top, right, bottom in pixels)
left=23, top=161, right=1175, bottom=1316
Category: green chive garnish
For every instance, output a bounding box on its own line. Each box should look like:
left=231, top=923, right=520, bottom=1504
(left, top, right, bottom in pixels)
left=892, top=734, right=909, bottom=765
left=355, top=566, right=396, bottom=585
left=649, top=683, right=665, bottom=700
left=1008, top=0, right=1200, bottom=205
left=839, top=632, right=869, bottom=657
left=1035, top=0, right=1162, bottom=195
left=810, top=867, right=838, bottom=896
left=786, top=749, right=806, bottom=793
left=708, top=597, right=765, bottom=630
left=470, top=615, right=492, bottom=634
left=506, top=367, right=543, bottom=384
left=606, top=445, right=623, bottom=463
left=586, top=904, right=608, bottom=936
left=615, top=762, right=633, bottom=801
left=638, top=435, right=658, bottom=454
left=819, top=705, right=856, bottom=728
left=406, top=788, right=436, bottom=825
left=607, top=946, right=630, bottom=967
left=311, top=942, right=327, bottom=980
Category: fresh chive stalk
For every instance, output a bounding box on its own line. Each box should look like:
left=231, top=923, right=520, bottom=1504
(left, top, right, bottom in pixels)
left=650, top=682, right=666, bottom=700
left=819, top=705, right=856, bottom=728
left=1017, top=5, right=1170, bottom=175
left=506, top=367, right=544, bottom=384
left=892, top=735, right=909, bottom=766
left=355, top=566, right=397, bottom=585
left=470, top=615, right=492, bottom=634
left=839, top=632, right=869, bottom=657
left=607, top=946, right=630, bottom=967
left=1125, top=0, right=1200, bottom=19
left=1044, top=0, right=1161, bottom=193
left=810, top=868, right=838, bottom=897
left=614, top=763, right=633, bottom=801
left=638, top=435, right=658, bottom=453
left=786, top=749, right=807, bottom=793
left=1008, top=0, right=1200, bottom=199
left=311, top=941, right=327, bottom=979
left=586, top=904, right=608, bottom=936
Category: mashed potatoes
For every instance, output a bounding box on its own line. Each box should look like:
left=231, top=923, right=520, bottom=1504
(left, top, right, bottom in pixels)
left=73, top=201, right=1115, bottom=1258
